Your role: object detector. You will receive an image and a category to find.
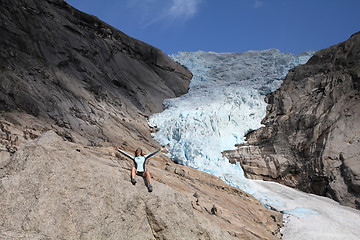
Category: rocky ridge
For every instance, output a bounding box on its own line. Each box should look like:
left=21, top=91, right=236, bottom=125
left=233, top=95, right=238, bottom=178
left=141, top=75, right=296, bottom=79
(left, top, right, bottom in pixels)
left=224, top=32, right=360, bottom=209
left=0, top=0, right=282, bottom=239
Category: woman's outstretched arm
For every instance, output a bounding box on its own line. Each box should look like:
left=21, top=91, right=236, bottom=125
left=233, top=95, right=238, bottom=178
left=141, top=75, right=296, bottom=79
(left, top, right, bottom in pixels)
left=145, top=146, right=165, bottom=159
left=118, top=149, right=135, bottom=160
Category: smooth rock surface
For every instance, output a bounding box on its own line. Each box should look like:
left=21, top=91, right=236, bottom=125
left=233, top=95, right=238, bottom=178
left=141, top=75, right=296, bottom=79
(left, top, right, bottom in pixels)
left=0, top=131, right=282, bottom=239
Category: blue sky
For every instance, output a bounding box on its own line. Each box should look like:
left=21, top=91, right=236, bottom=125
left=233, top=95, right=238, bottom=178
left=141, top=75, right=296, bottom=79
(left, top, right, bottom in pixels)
left=66, top=0, right=360, bottom=55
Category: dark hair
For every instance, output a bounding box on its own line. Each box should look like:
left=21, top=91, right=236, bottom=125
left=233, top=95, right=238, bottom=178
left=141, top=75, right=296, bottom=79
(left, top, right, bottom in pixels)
left=135, top=147, right=143, bottom=157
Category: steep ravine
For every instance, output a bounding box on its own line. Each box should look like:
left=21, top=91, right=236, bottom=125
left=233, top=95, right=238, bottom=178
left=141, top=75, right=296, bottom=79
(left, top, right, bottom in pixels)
left=0, top=0, right=282, bottom=239
left=224, top=32, right=360, bottom=209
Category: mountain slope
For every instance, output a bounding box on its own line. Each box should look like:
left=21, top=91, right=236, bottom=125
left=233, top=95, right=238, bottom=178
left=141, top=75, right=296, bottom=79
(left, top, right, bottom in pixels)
left=225, top=32, right=360, bottom=209
left=0, top=131, right=283, bottom=239
left=0, top=0, right=282, bottom=239
left=0, top=0, right=191, bottom=147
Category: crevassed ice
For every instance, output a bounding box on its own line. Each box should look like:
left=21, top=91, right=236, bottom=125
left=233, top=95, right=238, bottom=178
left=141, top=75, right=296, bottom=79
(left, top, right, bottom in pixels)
left=149, top=50, right=360, bottom=239
left=148, top=49, right=313, bottom=193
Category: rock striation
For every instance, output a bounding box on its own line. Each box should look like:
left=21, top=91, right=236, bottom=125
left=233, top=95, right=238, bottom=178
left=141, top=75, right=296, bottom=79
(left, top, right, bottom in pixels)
left=224, top=32, right=360, bottom=209
left=0, top=0, right=283, bottom=239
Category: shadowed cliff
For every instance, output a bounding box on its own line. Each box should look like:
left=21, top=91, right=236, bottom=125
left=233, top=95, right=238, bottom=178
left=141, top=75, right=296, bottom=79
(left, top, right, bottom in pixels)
left=0, top=0, right=191, bottom=147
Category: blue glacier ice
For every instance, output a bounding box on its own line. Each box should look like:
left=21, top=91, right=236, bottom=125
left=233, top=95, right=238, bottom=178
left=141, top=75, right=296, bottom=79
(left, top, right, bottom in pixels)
left=149, top=49, right=313, bottom=194
left=149, top=49, right=360, bottom=239
left=282, top=208, right=319, bottom=218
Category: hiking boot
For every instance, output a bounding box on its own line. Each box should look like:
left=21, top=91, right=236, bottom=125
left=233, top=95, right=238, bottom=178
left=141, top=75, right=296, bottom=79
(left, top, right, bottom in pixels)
left=131, top=178, right=137, bottom=185
left=148, top=184, right=153, bottom=192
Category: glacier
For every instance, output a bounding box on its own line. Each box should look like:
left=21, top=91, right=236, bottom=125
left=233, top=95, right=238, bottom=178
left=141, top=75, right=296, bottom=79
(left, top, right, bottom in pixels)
left=149, top=49, right=360, bottom=239
left=149, top=49, right=312, bottom=192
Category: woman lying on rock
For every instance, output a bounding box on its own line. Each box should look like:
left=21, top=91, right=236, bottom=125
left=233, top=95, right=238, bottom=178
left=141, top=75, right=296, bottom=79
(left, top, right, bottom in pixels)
left=117, top=146, right=165, bottom=192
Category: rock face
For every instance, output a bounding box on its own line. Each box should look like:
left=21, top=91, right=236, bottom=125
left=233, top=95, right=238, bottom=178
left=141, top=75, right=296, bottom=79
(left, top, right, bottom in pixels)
left=0, top=131, right=282, bottom=239
left=224, top=32, right=360, bottom=209
left=0, top=0, right=283, bottom=239
left=0, top=0, right=192, bottom=147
